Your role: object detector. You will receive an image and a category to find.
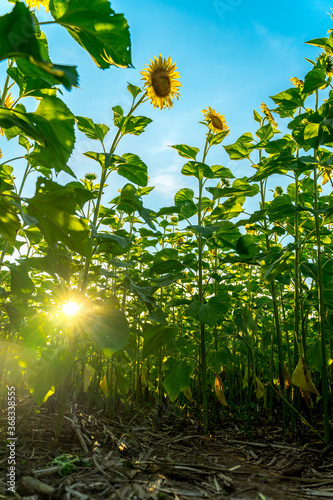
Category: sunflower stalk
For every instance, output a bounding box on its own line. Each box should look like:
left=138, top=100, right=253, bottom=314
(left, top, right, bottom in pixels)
left=313, top=91, right=330, bottom=443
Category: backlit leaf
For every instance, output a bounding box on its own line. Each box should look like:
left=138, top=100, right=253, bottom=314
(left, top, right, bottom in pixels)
left=50, top=0, right=132, bottom=69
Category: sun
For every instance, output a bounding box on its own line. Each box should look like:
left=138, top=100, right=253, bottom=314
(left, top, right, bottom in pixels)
left=62, top=301, right=80, bottom=317
left=141, top=54, right=181, bottom=110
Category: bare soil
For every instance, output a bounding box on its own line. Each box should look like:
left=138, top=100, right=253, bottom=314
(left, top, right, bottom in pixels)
left=1, top=398, right=333, bottom=499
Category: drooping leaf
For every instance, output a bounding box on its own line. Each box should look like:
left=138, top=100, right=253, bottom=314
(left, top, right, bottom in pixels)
left=254, top=377, right=265, bottom=399
left=10, top=263, right=35, bottom=296
left=214, top=374, right=228, bottom=406
left=224, top=133, right=255, bottom=160
left=150, top=248, right=183, bottom=275
left=28, top=348, right=74, bottom=406
left=0, top=3, right=78, bottom=90
left=49, top=0, right=132, bottom=69
left=117, top=153, right=148, bottom=186
left=163, top=358, right=194, bottom=402
left=100, top=374, right=108, bottom=397
left=142, top=325, right=178, bottom=358
left=0, top=198, right=21, bottom=241
left=26, top=178, right=91, bottom=256
left=83, top=365, right=96, bottom=392
left=86, top=307, right=130, bottom=353
left=0, top=96, right=75, bottom=173
left=303, top=67, right=328, bottom=94
left=292, top=356, right=320, bottom=396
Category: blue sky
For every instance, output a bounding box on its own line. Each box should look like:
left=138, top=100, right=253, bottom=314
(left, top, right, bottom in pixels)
left=1, top=0, right=332, bottom=213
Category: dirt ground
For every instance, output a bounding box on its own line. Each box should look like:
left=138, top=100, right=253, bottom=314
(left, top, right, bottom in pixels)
left=1, top=398, right=333, bottom=499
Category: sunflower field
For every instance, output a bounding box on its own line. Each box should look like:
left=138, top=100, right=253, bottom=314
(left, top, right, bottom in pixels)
left=2, top=1, right=333, bottom=481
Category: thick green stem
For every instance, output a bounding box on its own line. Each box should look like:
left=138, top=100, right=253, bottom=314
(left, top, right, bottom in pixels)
left=313, top=90, right=329, bottom=443
left=198, top=138, right=210, bottom=433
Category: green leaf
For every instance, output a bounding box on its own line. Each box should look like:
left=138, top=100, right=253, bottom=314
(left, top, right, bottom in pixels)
left=76, top=116, right=109, bottom=142
left=163, top=358, right=194, bottom=402
left=303, top=67, right=327, bottom=93
left=142, top=325, right=178, bottom=358
left=26, top=178, right=91, bottom=256
left=267, top=194, right=296, bottom=221
left=253, top=109, right=262, bottom=123
left=236, top=235, right=260, bottom=259
left=255, top=123, right=274, bottom=142
left=181, top=161, right=213, bottom=179
left=28, top=348, right=74, bottom=406
left=117, top=153, right=148, bottom=186
left=50, top=0, right=132, bottom=69
left=87, top=307, right=130, bottom=353
left=122, top=115, right=152, bottom=136
left=306, top=36, right=333, bottom=56
left=10, top=263, right=35, bottom=296
left=170, top=144, right=200, bottom=160
left=207, top=348, right=232, bottom=373
left=224, top=133, right=255, bottom=160
left=150, top=248, right=183, bottom=275
left=185, top=294, right=230, bottom=327
left=206, top=178, right=259, bottom=199
left=207, top=130, right=229, bottom=145
left=174, top=188, right=194, bottom=204
left=174, top=188, right=197, bottom=219
left=210, top=164, right=235, bottom=179
left=248, top=152, right=294, bottom=182
left=270, top=88, right=305, bottom=117
left=0, top=198, right=21, bottom=241
left=0, top=4, right=78, bottom=90
left=20, top=313, right=54, bottom=350
left=0, top=96, right=75, bottom=173
left=127, top=83, right=142, bottom=99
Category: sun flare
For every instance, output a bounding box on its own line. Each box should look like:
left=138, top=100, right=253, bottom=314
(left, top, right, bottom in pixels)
left=62, top=301, right=80, bottom=317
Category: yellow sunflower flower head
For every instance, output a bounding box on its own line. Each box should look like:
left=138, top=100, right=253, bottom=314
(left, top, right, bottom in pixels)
left=0, top=150, right=2, bottom=159
left=141, top=54, right=181, bottom=110
left=24, top=0, right=50, bottom=11
left=260, top=102, right=278, bottom=129
left=4, top=94, right=14, bottom=109
left=201, top=106, right=229, bottom=134
left=319, top=166, right=332, bottom=185
left=290, top=77, right=304, bottom=88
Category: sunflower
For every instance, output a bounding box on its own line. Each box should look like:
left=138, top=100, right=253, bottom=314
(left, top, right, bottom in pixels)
left=290, top=77, right=304, bottom=88
left=4, top=94, right=14, bottom=109
left=141, top=54, right=181, bottom=110
left=260, top=102, right=278, bottom=129
left=25, top=0, right=50, bottom=11
left=201, top=106, right=229, bottom=134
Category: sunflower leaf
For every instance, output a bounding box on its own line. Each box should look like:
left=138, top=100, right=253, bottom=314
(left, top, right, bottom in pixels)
left=76, top=116, right=110, bottom=142
left=117, top=153, right=148, bottom=186
left=181, top=161, right=214, bottom=179
left=0, top=3, right=78, bottom=90
left=170, top=144, right=200, bottom=160
left=49, top=0, right=132, bottom=69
